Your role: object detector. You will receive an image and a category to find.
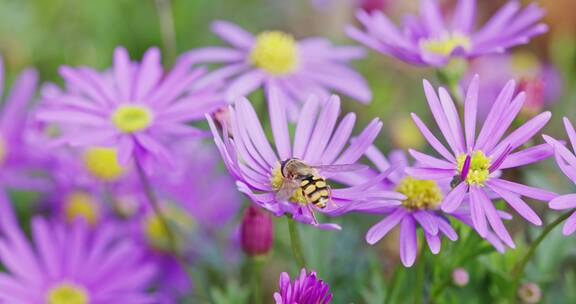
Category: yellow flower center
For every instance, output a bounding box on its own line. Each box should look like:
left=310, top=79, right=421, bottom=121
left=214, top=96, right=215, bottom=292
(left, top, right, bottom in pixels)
left=270, top=162, right=307, bottom=204
left=82, top=147, right=125, bottom=181
left=143, top=204, right=195, bottom=252
left=457, top=151, right=492, bottom=186
left=65, top=191, right=100, bottom=225
left=250, top=31, right=298, bottom=75
left=420, top=32, right=471, bottom=56
left=395, top=176, right=443, bottom=210
left=46, top=282, right=89, bottom=304
left=0, top=136, right=6, bottom=166
left=111, top=104, right=153, bottom=133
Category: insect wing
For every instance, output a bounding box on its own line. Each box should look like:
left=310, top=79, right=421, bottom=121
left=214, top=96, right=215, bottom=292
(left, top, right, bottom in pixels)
left=311, top=163, right=368, bottom=173
left=275, top=179, right=300, bottom=202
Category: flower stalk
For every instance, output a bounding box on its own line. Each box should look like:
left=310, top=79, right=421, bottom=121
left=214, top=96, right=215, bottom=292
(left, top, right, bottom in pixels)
left=509, top=210, right=574, bottom=303
left=287, top=216, right=307, bottom=269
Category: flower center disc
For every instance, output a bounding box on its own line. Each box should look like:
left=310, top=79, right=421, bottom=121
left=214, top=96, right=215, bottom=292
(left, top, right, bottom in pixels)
left=395, top=176, right=443, bottom=210
left=46, top=282, right=89, bottom=304
left=111, top=104, right=153, bottom=133
left=420, top=32, right=471, bottom=56
left=250, top=31, right=298, bottom=75
left=83, top=147, right=125, bottom=181
left=65, top=191, right=100, bottom=225
left=457, top=150, right=492, bottom=186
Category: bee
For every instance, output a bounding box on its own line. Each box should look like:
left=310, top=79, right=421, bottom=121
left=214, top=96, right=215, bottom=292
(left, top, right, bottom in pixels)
left=275, top=158, right=366, bottom=223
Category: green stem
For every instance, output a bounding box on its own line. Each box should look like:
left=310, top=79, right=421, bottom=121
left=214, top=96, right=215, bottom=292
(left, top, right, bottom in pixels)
left=287, top=217, right=307, bottom=268
left=154, top=0, right=177, bottom=66
left=134, top=156, right=178, bottom=252
left=135, top=157, right=206, bottom=300
left=384, top=266, right=401, bottom=304
left=251, top=256, right=265, bottom=304
left=415, top=244, right=426, bottom=304
left=509, top=211, right=573, bottom=303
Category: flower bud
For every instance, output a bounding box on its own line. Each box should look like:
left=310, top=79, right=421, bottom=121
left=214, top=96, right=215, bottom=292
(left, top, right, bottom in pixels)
left=240, top=205, right=273, bottom=256
left=452, top=267, right=469, bottom=287
left=518, top=282, right=542, bottom=304
left=360, top=0, right=388, bottom=13
left=518, top=78, right=545, bottom=118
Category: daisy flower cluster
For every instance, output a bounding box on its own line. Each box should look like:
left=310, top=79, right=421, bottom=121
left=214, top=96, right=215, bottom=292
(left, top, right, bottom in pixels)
left=0, top=0, right=574, bottom=302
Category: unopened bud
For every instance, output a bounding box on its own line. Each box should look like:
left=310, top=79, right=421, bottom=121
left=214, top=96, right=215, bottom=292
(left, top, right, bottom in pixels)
left=518, top=282, right=541, bottom=304
left=452, top=267, right=469, bottom=287
left=241, top=205, right=273, bottom=256
left=518, top=78, right=544, bottom=118
left=359, top=0, right=388, bottom=13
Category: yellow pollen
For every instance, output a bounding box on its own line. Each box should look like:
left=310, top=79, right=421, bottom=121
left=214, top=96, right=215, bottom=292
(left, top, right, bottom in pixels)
left=143, top=204, right=195, bottom=252
left=0, top=136, right=6, bottom=166
left=395, top=176, right=443, bottom=210
left=420, top=32, right=471, bottom=56
left=65, top=191, right=99, bottom=225
left=270, top=162, right=307, bottom=204
left=250, top=31, right=298, bottom=75
left=457, top=151, right=492, bottom=186
left=82, top=147, right=125, bottom=181
left=111, top=104, right=153, bottom=133
left=46, top=282, right=89, bottom=304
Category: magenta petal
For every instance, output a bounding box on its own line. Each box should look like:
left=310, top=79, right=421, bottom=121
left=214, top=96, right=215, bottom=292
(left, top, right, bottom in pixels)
left=365, top=208, right=405, bottom=245
left=488, top=178, right=557, bottom=201
left=413, top=211, right=439, bottom=235
left=267, top=85, right=292, bottom=160
left=562, top=212, right=576, bottom=235
left=399, top=215, right=417, bottom=267
left=549, top=194, right=576, bottom=210
left=442, top=182, right=468, bottom=213
left=425, top=233, right=441, bottom=254
left=470, top=187, right=488, bottom=237
left=463, top=74, right=479, bottom=150
left=488, top=183, right=542, bottom=226
left=480, top=190, right=516, bottom=248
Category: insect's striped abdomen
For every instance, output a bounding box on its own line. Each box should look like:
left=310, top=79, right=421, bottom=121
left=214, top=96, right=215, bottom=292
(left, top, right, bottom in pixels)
left=300, top=174, right=329, bottom=209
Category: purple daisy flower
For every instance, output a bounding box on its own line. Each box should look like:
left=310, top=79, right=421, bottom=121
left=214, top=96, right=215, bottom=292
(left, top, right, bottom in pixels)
left=543, top=118, right=576, bottom=235
left=347, top=0, right=548, bottom=66
left=207, top=90, right=402, bottom=229
left=0, top=216, right=157, bottom=303
left=408, top=75, right=556, bottom=248
left=185, top=20, right=371, bottom=117
left=360, top=148, right=508, bottom=266
left=274, top=268, right=332, bottom=304
left=37, top=46, right=224, bottom=166
left=0, top=56, right=48, bottom=190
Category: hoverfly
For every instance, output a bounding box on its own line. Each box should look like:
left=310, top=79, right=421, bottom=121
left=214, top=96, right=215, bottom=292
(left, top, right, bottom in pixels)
left=275, top=158, right=367, bottom=224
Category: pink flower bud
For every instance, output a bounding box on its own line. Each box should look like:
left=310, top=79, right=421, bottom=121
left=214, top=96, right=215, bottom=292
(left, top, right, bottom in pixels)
left=240, top=205, right=273, bottom=256
left=452, top=268, right=469, bottom=287
left=518, top=282, right=542, bottom=304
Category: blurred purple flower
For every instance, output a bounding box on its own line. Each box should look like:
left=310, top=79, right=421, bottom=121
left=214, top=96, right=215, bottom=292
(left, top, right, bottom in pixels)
left=121, top=139, right=241, bottom=300
left=347, top=0, right=547, bottom=66
left=207, top=90, right=402, bottom=229
left=0, top=56, right=48, bottom=190
left=0, top=216, right=157, bottom=303
left=543, top=118, right=576, bottom=235
left=408, top=75, right=556, bottom=247
left=274, top=268, right=332, bottom=304
left=462, top=53, right=562, bottom=117
left=357, top=148, right=507, bottom=266
left=185, top=20, right=371, bottom=118
left=37, top=46, right=224, bottom=167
